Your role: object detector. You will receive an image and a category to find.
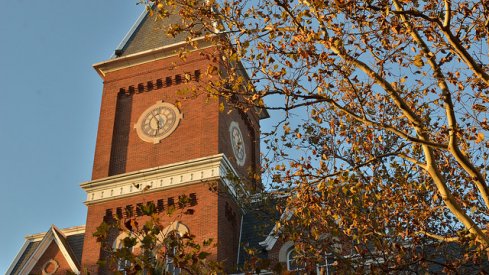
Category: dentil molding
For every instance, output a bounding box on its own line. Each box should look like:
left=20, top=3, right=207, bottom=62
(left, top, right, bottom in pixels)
left=81, top=154, right=244, bottom=205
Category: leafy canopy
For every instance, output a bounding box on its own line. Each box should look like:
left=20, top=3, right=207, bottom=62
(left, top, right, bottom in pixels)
left=139, top=0, right=489, bottom=272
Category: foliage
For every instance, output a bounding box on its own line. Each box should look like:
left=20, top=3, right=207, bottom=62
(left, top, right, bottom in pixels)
left=94, top=197, right=221, bottom=274
left=139, top=0, right=489, bottom=272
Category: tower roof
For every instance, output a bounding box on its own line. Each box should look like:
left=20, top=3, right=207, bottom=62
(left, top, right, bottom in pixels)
left=113, top=7, right=193, bottom=58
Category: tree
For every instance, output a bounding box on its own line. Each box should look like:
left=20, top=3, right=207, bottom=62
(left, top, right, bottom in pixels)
left=137, top=0, right=489, bottom=272
left=94, top=196, right=221, bottom=274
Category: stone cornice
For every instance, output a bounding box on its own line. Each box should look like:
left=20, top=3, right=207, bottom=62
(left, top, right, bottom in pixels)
left=93, top=36, right=213, bottom=79
left=81, top=154, right=244, bottom=205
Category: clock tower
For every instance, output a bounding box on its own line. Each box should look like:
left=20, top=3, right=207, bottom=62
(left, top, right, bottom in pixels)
left=79, top=10, right=267, bottom=273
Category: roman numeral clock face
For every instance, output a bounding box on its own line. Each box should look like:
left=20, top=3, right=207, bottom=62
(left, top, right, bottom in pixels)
left=135, top=101, right=183, bottom=144
left=229, top=121, right=246, bottom=166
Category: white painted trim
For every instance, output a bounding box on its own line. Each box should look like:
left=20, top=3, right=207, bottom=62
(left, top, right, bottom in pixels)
left=19, top=229, right=55, bottom=275
left=279, top=241, right=294, bottom=263
left=259, top=210, right=293, bottom=251
left=41, top=259, right=59, bottom=275
left=51, top=226, right=80, bottom=273
left=81, top=154, right=246, bottom=204
left=93, top=36, right=214, bottom=78
left=259, top=233, right=279, bottom=251
left=162, top=221, right=190, bottom=237
left=25, top=225, right=86, bottom=242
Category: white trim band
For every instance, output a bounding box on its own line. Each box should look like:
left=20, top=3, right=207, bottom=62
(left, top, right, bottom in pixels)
left=81, top=154, right=244, bottom=204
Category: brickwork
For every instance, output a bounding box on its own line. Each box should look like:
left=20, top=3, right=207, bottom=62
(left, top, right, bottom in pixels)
left=30, top=241, right=72, bottom=274
left=219, top=97, right=262, bottom=191
left=217, top=186, right=242, bottom=271
left=268, top=238, right=286, bottom=267
left=92, top=49, right=221, bottom=180
left=81, top=182, right=220, bottom=273
left=85, top=40, right=263, bottom=273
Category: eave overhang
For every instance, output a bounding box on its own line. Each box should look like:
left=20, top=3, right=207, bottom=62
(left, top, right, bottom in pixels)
left=93, top=36, right=214, bottom=79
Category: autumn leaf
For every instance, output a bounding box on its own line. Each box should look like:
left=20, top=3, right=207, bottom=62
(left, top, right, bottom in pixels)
left=473, top=104, right=488, bottom=112
left=476, top=132, right=484, bottom=143
left=413, top=54, right=424, bottom=67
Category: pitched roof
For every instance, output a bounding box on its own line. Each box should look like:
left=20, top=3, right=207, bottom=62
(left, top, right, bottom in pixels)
left=238, top=198, right=280, bottom=267
left=7, top=225, right=85, bottom=275
left=114, top=7, right=194, bottom=58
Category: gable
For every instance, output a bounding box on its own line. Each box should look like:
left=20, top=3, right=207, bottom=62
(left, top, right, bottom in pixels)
left=30, top=241, right=72, bottom=275
left=7, top=225, right=85, bottom=275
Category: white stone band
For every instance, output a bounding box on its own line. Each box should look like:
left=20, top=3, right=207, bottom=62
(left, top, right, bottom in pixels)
left=81, top=154, right=243, bottom=204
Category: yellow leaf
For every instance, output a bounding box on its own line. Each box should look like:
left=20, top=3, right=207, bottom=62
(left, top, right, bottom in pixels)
left=283, top=125, right=291, bottom=134
left=476, top=132, right=484, bottom=144
left=413, top=54, right=424, bottom=67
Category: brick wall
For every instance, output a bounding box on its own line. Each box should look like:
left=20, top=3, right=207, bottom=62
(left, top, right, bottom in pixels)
left=30, top=241, right=72, bottom=274
left=217, top=185, right=242, bottom=272
left=81, top=182, right=221, bottom=273
left=92, top=49, right=220, bottom=180
left=85, top=45, right=263, bottom=273
left=219, top=97, right=262, bottom=191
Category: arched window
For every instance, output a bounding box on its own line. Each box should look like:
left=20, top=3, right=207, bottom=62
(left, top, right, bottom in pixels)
left=160, top=222, right=189, bottom=275
left=113, top=232, right=137, bottom=274
left=164, top=230, right=181, bottom=275
left=286, top=248, right=300, bottom=271
left=280, top=241, right=335, bottom=274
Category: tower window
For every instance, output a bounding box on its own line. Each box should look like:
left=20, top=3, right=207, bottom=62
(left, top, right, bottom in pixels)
left=164, top=230, right=182, bottom=275
left=166, top=76, right=172, bottom=87
left=125, top=205, right=134, bottom=218
left=147, top=81, right=153, bottom=91
left=136, top=203, right=143, bottom=216
left=189, top=193, right=197, bottom=206
left=116, top=207, right=123, bottom=219
left=104, top=209, right=113, bottom=222
left=287, top=249, right=301, bottom=271
left=113, top=233, right=134, bottom=274
left=128, top=86, right=135, bottom=94
left=156, top=79, right=163, bottom=89
left=178, top=195, right=187, bottom=209
left=194, top=70, right=201, bottom=81
left=138, top=83, right=144, bottom=93
left=168, top=197, right=175, bottom=208
left=157, top=199, right=164, bottom=212
left=175, top=74, right=182, bottom=84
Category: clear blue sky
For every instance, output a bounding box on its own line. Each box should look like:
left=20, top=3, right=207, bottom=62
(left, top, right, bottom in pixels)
left=0, top=0, right=145, bottom=272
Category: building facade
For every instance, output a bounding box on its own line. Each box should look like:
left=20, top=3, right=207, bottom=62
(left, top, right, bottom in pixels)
left=7, top=9, right=280, bottom=275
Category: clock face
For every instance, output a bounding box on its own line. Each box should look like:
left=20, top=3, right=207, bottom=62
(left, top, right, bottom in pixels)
left=229, top=121, right=246, bottom=166
left=135, top=101, right=183, bottom=144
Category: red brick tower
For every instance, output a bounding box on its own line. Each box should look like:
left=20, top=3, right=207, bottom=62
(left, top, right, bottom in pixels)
left=80, top=11, right=267, bottom=273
